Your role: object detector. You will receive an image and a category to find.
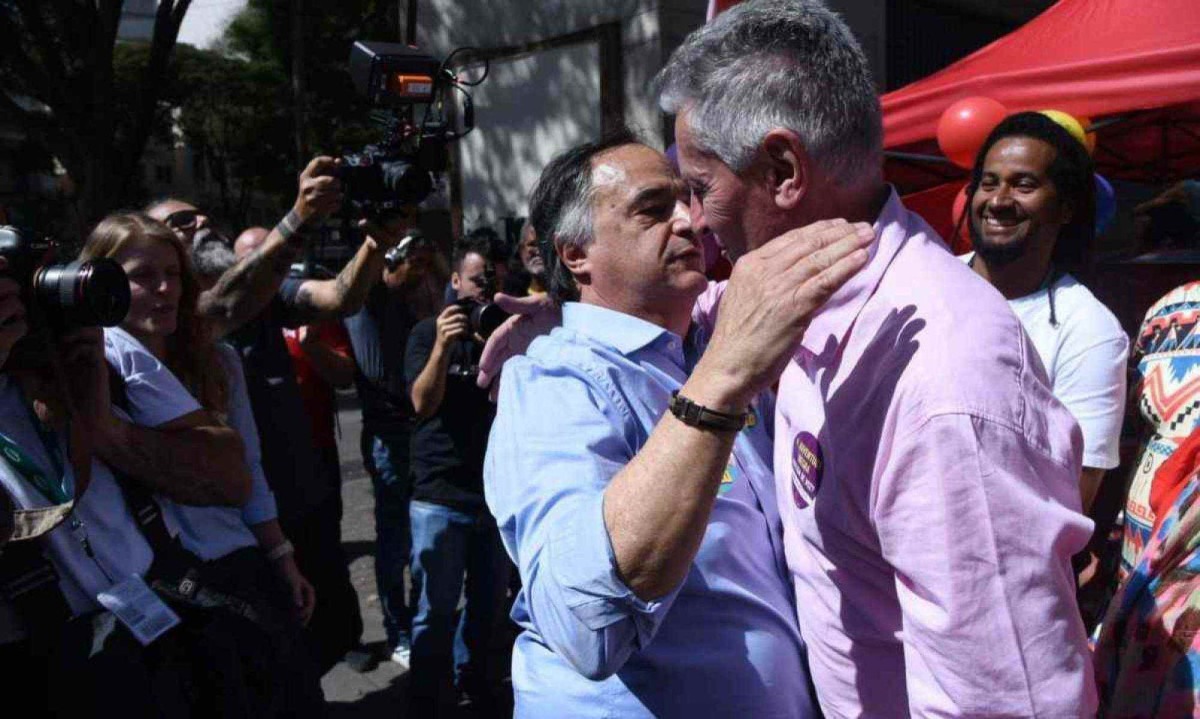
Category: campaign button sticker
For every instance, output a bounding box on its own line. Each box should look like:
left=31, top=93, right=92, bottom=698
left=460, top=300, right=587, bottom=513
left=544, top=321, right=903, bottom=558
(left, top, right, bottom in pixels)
left=791, top=431, right=823, bottom=509
left=718, top=460, right=739, bottom=495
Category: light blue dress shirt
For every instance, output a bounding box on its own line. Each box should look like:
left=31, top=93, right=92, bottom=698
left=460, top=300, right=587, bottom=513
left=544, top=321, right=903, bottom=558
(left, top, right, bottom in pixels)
left=485, top=302, right=815, bottom=718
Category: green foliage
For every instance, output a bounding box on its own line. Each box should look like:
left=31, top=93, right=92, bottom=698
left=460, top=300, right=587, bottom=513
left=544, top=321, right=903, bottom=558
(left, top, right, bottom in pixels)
left=223, top=0, right=403, bottom=157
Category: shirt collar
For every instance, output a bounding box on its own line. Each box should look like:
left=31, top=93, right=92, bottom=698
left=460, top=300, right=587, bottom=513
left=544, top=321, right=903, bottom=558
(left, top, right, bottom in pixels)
left=799, top=187, right=912, bottom=357
left=561, top=302, right=682, bottom=358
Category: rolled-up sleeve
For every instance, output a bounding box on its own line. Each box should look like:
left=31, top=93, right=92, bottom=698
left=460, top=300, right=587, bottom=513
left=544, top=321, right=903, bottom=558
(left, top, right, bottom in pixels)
left=484, top=356, right=680, bottom=680
left=872, top=412, right=1097, bottom=717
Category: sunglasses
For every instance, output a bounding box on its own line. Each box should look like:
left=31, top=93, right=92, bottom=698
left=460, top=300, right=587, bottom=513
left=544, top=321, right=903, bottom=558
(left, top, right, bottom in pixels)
left=163, top=209, right=200, bottom=230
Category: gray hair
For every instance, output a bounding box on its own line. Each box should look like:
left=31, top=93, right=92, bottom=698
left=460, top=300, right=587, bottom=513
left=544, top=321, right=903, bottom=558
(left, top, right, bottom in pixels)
left=190, top=228, right=237, bottom=282
left=528, top=128, right=642, bottom=303
left=655, top=0, right=882, bottom=185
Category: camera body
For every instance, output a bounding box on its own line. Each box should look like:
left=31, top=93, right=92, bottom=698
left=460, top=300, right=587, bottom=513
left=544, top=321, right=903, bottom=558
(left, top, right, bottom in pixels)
left=454, top=297, right=510, bottom=341
left=338, top=41, right=481, bottom=219
left=0, top=226, right=130, bottom=333
left=383, top=232, right=431, bottom=272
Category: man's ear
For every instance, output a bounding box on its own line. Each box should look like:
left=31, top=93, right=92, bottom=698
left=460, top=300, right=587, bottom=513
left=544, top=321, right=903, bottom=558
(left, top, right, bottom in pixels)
left=559, top=241, right=590, bottom=287
left=450, top=271, right=461, bottom=291
left=762, top=128, right=808, bottom=211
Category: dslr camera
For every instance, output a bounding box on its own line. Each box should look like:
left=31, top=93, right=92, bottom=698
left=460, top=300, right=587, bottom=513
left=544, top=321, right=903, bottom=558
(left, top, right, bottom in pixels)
left=453, top=262, right=509, bottom=341
left=0, top=226, right=130, bottom=366
left=455, top=297, right=510, bottom=342
left=338, top=41, right=486, bottom=219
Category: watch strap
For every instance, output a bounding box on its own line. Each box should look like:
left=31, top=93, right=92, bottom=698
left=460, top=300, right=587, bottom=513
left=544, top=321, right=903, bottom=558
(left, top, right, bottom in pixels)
left=668, top=390, right=748, bottom=432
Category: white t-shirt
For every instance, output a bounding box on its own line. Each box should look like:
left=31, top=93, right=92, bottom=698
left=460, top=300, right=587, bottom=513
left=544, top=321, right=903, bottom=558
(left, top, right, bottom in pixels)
left=960, top=257, right=1129, bottom=469
left=103, top=327, right=276, bottom=560
left=0, top=376, right=154, bottom=617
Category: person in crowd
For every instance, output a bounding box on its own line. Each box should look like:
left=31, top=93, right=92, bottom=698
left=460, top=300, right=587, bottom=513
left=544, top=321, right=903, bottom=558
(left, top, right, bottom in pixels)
left=281, top=274, right=356, bottom=504
left=444, top=227, right=509, bottom=305
left=149, top=158, right=408, bottom=670
left=343, top=230, right=444, bottom=668
left=652, top=1, right=1097, bottom=713
left=484, top=130, right=867, bottom=717
left=0, top=264, right=165, bottom=715
left=1093, top=423, right=1200, bottom=717
left=504, top=220, right=546, bottom=296
left=83, top=213, right=317, bottom=627
left=403, top=234, right=514, bottom=713
left=1121, top=280, right=1200, bottom=580
left=963, top=112, right=1129, bottom=513
left=0, top=256, right=319, bottom=716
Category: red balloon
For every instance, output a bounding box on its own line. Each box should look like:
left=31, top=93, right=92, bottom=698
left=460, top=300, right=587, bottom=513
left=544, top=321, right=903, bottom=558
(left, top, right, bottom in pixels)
left=937, top=97, right=1009, bottom=169
left=950, top=183, right=972, bottom=254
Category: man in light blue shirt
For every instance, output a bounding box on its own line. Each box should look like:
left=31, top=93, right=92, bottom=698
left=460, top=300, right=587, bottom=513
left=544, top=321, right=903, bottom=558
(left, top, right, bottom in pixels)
left=484, top=130, right=872, bottom=716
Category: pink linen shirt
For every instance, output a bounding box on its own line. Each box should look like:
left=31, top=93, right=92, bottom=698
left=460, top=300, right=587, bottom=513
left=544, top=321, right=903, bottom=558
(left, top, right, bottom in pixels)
left=694, top=190, right=1097, bottom=717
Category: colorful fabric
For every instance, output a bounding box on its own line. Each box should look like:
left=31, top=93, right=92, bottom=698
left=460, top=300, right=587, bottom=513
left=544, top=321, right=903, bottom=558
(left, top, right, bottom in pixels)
left=1122, top=281, right=1200, bottom=581
left=1094, top=441, right=1200, bottom=718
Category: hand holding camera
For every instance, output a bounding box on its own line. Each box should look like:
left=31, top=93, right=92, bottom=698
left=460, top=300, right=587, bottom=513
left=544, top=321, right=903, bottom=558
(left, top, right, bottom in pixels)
left=294, top=156, right=344, bottom=225
left=435, top=302, right=471, bottom=348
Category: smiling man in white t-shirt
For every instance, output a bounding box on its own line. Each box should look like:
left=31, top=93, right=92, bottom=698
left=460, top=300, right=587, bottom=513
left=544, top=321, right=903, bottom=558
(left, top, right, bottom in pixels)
left=963, top=112, right=1129, bottom=512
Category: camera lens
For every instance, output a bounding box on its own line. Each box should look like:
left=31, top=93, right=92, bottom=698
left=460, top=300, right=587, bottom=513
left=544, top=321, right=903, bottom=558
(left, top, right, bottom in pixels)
left=469, top=302, right=510, bottom=340
left=32, top=258, right=131, bottom=328
left=379, top=159, right=433, bottom=205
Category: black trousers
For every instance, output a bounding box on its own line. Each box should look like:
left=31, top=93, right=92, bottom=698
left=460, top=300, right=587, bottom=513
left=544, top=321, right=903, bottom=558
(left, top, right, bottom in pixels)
left=282, top=445, right=364, bottom=674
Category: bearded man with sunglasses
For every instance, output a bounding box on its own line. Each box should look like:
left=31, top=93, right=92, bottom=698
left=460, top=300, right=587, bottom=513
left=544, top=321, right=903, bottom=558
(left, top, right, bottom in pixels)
left=147, top=156, right=412, bottom=670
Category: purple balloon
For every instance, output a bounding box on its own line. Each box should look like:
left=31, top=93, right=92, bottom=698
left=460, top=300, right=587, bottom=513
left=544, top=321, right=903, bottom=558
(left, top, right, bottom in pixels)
left=1095, top=173, right=1115, bottom=234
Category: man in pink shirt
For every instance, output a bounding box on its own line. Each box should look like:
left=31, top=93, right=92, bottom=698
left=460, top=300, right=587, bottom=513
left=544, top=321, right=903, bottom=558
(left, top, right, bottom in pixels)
left=657, top=0, right=1096, bottom=715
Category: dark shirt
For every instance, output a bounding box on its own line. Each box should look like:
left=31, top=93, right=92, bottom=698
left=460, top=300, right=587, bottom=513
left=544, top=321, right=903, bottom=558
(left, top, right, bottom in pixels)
left=344, top=283, right=416, bottom=434
left=404, top=316, right=495, bottom=511
left=227, top=278, right=328, bottom=522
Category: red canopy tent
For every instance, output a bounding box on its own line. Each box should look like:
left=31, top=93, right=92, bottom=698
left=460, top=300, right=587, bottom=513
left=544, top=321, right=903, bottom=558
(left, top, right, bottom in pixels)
left=882, top=0, right=1200, bottom=247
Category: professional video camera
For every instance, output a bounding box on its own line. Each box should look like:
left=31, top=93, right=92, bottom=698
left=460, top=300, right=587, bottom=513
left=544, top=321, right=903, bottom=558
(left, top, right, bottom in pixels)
left=339, top=41, right=487, bottom=219
left=0, top=225, right=130, bottom=367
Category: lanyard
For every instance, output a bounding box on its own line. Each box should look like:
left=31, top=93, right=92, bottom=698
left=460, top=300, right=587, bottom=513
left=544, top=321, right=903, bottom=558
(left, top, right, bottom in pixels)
left=0, top=389, right=72, bottom=505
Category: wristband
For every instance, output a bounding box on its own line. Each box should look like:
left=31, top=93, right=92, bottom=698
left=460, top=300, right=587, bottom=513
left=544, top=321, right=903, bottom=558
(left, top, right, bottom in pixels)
left=275, top=209, right=310, bottom=246
left=668, top=390, right=749, bottom=432
left=265, top=539, right=295, bottom=562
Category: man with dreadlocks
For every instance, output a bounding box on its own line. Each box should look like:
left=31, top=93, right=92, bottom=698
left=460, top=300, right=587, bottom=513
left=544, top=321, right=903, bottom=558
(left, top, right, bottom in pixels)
left=964, top=111, right=1129, bottom=514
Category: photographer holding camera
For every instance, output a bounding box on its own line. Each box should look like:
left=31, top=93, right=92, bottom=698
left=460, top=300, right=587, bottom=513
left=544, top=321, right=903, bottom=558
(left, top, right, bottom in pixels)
left=0, top=237, right=316, bottom=716
left=0, top=272, right=165, bottom=714
left=403, top=234, right=511, bottom=713
left=344, top=230, right=445, bottom=668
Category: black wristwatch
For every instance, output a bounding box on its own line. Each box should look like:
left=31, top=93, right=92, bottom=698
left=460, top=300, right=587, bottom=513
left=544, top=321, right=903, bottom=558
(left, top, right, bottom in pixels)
left=668, top=390, right=749, bottom=432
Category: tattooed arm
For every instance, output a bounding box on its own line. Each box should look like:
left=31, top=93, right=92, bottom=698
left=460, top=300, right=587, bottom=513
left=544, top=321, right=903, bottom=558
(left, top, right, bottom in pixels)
left=198, top=156, right=342, bottom=338
left=287, top=215, right=410, bottom=325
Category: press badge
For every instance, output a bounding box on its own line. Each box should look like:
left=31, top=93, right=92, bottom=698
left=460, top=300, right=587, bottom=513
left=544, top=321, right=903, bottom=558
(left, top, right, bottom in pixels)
left=97, top=575, right=181, bottom=646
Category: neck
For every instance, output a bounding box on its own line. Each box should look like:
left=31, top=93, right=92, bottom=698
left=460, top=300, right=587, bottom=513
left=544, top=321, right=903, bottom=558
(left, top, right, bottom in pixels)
left=578, top=288, right=693, bottom=339
left=971, top=243, right=1056, bottom=300
left=129, top=329, right=169, bottom=361
left=788, top=176, right=890, bottom=236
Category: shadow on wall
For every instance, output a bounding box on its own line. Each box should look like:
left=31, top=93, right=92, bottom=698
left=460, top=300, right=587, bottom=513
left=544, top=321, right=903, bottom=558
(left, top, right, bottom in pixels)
left=458, top=40, right=602, bottom=229
left=412, top=0, right=689, bottom=229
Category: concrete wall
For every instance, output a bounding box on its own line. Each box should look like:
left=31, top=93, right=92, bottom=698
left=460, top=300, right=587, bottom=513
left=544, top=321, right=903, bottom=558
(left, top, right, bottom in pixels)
left=456, top=41, right=602, bottom=231
left=417, top=0, right=678, bottom=229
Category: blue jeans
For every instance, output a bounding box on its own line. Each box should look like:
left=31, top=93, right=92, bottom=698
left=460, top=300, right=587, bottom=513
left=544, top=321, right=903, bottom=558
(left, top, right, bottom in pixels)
left=362, top=427, right=413, bottom=648
left=408, top=499, right=511, bottom=706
